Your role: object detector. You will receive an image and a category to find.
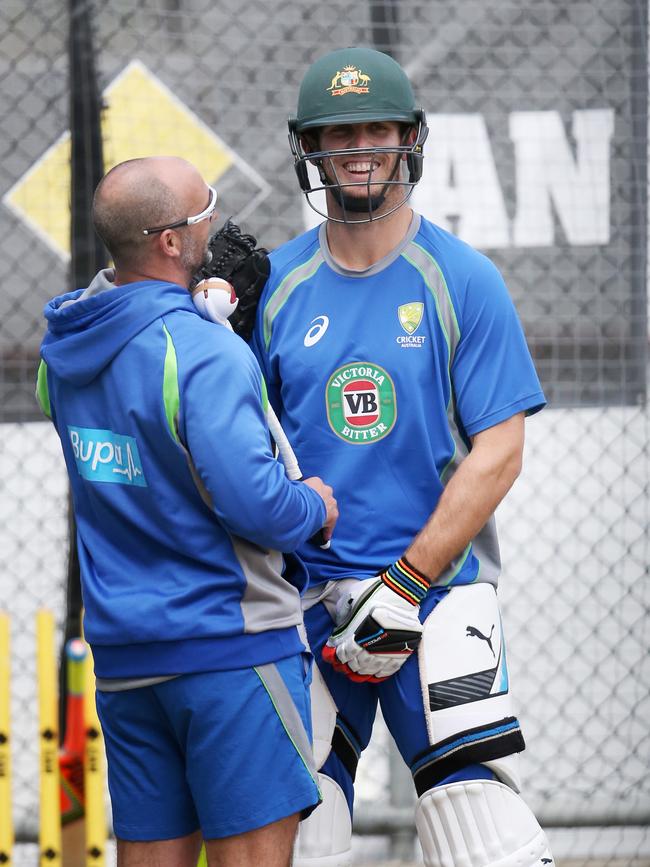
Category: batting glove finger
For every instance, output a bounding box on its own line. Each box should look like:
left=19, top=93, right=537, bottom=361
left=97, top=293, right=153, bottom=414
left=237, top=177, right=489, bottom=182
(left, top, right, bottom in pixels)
left=321, top=645, right=388, bottom=683
left=326, top=636, right=399, bottom=678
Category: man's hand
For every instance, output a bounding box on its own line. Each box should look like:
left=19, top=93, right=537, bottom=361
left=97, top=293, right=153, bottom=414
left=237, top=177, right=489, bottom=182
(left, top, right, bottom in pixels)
left=322, top=558, right=430, bottom=683
left=303, top=476, right=338, bottom=542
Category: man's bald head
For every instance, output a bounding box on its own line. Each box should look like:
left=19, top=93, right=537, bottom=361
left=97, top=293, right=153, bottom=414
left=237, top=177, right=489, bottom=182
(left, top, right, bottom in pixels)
left=92, top=157, right=204, bottom=268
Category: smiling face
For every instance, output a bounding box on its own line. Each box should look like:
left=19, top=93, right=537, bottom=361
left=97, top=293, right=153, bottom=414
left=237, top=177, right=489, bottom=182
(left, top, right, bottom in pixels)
left=320, top=120, right=403, bottom=181
left=309, top=120, right=415, bottom=221
left=319, top=121, right=403, bottom=211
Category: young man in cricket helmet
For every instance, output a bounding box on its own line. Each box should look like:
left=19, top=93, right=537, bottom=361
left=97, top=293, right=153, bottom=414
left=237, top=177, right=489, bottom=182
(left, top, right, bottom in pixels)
left=252, top=47, right=555, bottom=867
left=288, top=47, right=428, bottom=223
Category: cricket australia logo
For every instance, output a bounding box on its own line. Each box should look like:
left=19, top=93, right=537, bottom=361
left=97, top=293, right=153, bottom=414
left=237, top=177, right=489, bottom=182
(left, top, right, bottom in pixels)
left=326, top=362, right=396, bottom=444
left=68, top=426, right=147, bottom=487
left=397, top=302, right=426, bottom=348
left=327, top=65, right=371, bottom=96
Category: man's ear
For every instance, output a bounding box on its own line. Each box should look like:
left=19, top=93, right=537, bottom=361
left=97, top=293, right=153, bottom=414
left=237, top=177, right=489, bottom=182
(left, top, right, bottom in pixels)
left=302, top=131, right=319, bottom=155
left=159, top=228, right=181, bottom=259
left=401, top=125, right=417, bottom=160
left=302, top=132, right=324, bottom=167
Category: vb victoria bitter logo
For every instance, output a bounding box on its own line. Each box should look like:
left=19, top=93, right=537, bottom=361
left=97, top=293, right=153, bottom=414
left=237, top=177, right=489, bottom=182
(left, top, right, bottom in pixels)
left=326, top=362, right=396, bottom=444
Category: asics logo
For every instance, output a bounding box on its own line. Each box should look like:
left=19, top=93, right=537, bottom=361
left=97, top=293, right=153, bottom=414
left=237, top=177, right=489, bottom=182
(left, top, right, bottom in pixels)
left=304, top=315, right=329, bottom=347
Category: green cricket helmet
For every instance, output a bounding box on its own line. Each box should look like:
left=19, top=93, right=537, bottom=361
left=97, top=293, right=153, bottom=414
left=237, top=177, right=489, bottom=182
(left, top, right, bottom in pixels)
left=288, top=47, right=428, bottom=223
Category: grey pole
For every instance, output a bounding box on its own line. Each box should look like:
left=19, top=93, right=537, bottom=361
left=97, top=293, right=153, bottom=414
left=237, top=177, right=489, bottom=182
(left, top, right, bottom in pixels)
left=388, top=739, right=415, bottom=861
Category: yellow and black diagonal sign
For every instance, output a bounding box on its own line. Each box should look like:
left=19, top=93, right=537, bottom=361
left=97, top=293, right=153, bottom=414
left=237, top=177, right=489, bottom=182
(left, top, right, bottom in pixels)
left=3, top=60, right=271, bottom=260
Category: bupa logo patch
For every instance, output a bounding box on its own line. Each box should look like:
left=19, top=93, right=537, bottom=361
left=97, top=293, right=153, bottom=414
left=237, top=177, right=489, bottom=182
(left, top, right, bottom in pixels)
left=68, top=426, right=147, bottom=486
left=326, top=362, right=396, bottom=444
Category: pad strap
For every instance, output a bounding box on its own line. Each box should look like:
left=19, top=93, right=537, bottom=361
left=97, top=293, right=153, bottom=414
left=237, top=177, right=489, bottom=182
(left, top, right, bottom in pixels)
left=380, top=556, right=430, bottom=605
left=411, top=717, right=525, bottom=796
left=331, top=714, right=361, bottom=781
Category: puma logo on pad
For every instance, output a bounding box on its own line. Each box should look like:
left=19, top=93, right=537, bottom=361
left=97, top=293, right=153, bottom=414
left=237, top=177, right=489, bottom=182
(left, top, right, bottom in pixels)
left=466, top=624, right=495, bottom=657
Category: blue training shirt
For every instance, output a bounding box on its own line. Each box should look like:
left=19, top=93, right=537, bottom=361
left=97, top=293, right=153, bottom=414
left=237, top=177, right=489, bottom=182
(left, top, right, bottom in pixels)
left=251, top=213, right=545, bottom=589
left=38, top=270, right=325, bottom=678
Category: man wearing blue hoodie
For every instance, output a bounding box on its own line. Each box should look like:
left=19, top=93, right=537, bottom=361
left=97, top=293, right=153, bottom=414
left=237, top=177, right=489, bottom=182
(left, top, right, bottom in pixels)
left=37, top=156, right=338, bottom=867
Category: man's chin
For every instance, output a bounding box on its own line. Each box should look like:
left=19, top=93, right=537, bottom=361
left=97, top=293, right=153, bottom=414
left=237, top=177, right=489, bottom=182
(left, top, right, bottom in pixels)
left=335, top=189, right=387, bottom=215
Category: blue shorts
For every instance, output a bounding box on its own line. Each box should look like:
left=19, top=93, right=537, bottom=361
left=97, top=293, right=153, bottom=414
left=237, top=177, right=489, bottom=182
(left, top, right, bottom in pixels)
left=95, top=655, right=320, bottom=841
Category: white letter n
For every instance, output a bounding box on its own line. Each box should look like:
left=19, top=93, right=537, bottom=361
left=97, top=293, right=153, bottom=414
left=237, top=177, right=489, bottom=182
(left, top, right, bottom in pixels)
left=511, top=109, right=614, bottom=246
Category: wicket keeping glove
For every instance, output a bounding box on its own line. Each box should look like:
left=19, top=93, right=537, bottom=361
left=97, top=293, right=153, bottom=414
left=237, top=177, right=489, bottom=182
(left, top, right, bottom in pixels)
left=192, top=218, right=270, bottom=342
left=322, top=557, right=430, bottom=683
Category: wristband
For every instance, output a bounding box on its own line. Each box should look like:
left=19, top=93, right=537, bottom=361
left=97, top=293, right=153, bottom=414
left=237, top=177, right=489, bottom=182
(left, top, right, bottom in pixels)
left=380, top=556, right=430, bottom=606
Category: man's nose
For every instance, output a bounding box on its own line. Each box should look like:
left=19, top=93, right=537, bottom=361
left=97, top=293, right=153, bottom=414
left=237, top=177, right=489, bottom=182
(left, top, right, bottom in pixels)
left=348, top=126, right=373, bottom=149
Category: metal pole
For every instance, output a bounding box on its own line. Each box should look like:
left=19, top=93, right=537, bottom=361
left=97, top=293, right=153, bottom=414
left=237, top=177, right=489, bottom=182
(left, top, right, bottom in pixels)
left=388, top=739, right=415, bottom=861
left=62, top=0, right=106, bottom=741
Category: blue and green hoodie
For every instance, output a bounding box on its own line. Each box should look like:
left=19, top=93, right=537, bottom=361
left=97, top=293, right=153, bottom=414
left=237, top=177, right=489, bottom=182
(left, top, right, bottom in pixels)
left=38, top=269, right=325, bottom=678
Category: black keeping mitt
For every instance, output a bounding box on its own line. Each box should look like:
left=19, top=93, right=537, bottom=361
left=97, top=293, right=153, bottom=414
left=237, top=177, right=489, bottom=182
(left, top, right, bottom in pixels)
left=194, top=218, right=270, bottom=342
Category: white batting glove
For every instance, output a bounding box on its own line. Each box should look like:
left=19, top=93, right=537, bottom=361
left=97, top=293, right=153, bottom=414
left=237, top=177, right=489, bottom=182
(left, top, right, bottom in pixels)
left=322, top=558, right=430, bottom=683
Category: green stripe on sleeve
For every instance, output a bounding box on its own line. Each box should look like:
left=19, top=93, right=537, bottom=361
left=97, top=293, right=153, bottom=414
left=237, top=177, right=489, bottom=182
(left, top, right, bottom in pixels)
left=162, top=324, right=180, bottom=443
left=260, top=375, right=269, bottom=413
left=36, top=360, right=51, bottom=418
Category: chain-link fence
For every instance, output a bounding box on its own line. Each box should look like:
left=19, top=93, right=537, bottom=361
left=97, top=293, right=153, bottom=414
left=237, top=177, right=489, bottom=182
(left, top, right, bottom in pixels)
left=1, top=0, right=648, bottom=864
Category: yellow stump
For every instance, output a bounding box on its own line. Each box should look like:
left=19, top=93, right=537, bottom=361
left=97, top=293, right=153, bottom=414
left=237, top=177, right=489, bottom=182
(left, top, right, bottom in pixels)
left=0, top=613, right=13, bottom=865
left=83, top=643, right=106, bottom=867
left=36, top=610, right=61, bottom=867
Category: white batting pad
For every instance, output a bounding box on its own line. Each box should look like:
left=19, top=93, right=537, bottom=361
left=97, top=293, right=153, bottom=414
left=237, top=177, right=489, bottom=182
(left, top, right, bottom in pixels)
left=416, top=779, right=554, bottom=867
left=310, top=661, right=338, bottom=768
left=418, top=583, right=515, bottom=747
left=293, top=774, right=352, bottom=867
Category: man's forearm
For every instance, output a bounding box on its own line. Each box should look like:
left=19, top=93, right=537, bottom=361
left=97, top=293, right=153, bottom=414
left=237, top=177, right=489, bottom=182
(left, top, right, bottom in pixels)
left=405, top=413, right=525, bottom=583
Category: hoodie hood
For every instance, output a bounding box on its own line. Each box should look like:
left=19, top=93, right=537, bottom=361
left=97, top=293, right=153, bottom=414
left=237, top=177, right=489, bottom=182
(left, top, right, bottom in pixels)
left=42, top=269, right=196, bottom=386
